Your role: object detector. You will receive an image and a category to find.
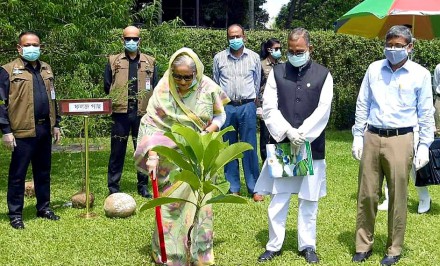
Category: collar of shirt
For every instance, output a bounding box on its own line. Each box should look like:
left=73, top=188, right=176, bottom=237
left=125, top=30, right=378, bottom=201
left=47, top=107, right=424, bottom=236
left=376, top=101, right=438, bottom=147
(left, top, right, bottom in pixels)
left=123, top=51, right=140, bottom=62
left=226, top=47, right=249, bottom=60
left=22, top=59, right=41, bottom=72
left=381, top=58, right=412, bottom=73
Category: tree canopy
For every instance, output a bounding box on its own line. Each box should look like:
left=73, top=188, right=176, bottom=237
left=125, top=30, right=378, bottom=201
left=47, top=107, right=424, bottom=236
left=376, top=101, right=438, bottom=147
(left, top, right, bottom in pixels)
left=275, top=0, right=362, bottom=30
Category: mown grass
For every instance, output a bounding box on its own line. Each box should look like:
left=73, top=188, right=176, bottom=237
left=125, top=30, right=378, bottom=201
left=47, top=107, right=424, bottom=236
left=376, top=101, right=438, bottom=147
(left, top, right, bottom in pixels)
left=0, top=130, right=439, bottom=265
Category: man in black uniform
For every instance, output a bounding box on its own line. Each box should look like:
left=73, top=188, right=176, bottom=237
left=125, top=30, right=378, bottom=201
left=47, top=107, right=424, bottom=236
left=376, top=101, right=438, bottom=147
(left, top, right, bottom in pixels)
left=0, top=31, right=61, bottom=229
left=104, top=26, right=158, bottom=197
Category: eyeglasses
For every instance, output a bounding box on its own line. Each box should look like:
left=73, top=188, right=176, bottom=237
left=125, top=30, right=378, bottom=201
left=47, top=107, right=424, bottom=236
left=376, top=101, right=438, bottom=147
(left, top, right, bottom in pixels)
left=288, top=50, right=307, bottom=56
left=124, top=37, right=140, bottom=42
left=385, top=43, right=408, bottom=49
left=172, top=73, right=194, bottom=81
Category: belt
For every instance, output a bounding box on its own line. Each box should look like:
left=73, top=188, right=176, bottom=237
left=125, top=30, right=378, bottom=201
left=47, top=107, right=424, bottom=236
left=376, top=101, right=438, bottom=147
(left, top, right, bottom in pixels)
left=228, top=98, right=255, bottom=106
left=36, top=118, right=49, bottom=125
left=367, top=125, right=413, bottom=137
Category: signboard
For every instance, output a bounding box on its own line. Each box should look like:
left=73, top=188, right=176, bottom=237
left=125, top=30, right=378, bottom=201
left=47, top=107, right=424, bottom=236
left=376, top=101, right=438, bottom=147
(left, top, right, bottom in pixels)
left=59, top=99, right=112, bottom=116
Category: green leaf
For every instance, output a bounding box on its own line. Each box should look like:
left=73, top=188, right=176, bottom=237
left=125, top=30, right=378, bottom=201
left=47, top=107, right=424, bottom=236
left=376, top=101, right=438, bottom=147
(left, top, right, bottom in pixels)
left=205, top=194, right=248, bottom=205
left=202, top=139, right=222, bottom=173
left=151, top=145, right=192, bottom=171
left=139, top=197, right=193, bottom=211
left=172, top=124, right=204, bottom=163
left=202, top=180, right=216, bottom=194
left=209, top=142, right=253, bottom=176
left=174, top=169, right=201, bottom=191
left=202, top=180, right=230, bottom=195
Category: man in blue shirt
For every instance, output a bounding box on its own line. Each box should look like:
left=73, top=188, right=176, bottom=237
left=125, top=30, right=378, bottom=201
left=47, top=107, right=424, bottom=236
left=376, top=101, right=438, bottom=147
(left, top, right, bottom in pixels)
left=213, top=24, right=263, bottom=201
left=351, top=25, right=434, bottom=266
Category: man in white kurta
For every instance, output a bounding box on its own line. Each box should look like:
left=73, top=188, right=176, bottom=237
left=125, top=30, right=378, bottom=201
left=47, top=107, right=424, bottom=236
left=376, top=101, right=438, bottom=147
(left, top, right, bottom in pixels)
left=255, top=28, right=333, bottom=264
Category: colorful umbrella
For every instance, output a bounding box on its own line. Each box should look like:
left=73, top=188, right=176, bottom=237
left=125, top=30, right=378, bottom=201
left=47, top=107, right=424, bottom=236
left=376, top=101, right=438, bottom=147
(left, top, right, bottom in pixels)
left=335, top=0, right=440, bottom=40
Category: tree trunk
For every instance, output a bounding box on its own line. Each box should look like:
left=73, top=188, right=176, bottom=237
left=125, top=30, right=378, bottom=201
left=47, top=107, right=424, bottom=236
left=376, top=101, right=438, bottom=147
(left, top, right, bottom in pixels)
left=285, top=0, right=296, bottom=29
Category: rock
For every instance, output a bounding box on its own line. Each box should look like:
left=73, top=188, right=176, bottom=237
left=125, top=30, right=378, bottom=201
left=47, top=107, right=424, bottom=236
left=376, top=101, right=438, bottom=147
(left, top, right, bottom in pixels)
left=25, top=180, right=35, bottom=197
left=71, top=191, right=95, bottom=208
left=104, top=193, right=136, bottom=218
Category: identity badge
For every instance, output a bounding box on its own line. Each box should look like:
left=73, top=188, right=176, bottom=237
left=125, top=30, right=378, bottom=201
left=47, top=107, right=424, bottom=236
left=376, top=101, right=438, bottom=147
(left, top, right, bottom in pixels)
left=145, top=77, right=151, bottom=91
left=50, top=81, right=56, bottom=99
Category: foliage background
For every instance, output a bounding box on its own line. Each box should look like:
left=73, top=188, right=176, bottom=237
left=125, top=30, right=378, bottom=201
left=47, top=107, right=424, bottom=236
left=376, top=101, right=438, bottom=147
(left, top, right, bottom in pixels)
left=2, top=1, right=440, bottom=137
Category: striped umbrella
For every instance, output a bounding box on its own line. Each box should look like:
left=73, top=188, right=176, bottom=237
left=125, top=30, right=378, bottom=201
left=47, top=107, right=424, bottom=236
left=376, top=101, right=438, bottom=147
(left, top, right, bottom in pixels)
left=335, top=0, right=440, bottom=40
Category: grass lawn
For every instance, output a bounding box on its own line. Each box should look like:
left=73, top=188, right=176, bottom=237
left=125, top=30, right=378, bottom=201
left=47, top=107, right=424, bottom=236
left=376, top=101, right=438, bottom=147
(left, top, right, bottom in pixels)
left=0, top=130, right=439, bottom=265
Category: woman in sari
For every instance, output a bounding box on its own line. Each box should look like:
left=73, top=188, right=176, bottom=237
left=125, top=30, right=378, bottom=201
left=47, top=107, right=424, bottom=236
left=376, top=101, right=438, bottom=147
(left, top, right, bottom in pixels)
left=135, top=47, right=230, bottom=265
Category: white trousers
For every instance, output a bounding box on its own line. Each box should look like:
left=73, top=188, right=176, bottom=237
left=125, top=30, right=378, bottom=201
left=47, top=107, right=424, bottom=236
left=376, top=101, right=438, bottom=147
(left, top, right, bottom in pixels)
left=266, top=193, right=319, bottom=252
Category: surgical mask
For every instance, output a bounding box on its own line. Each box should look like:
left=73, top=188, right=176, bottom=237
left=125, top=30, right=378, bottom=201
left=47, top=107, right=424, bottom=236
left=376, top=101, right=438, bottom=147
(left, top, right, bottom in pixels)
left=189, top=79, right=198, bottom=89
left=287, top=51, right=310, bottom=67
left=270, top=49, right=282, bottom=60
left=21, top=46, right=40, bottom=61
left=229, top=38, right=244, bottom=51
left=384, top=47, right=408, bottom=65
left=124, top=40, right=139, bottom=52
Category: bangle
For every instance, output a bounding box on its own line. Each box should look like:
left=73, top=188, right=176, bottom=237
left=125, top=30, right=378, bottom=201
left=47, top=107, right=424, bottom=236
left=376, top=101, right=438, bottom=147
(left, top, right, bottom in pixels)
left=148, top=155, right=159, bottom=160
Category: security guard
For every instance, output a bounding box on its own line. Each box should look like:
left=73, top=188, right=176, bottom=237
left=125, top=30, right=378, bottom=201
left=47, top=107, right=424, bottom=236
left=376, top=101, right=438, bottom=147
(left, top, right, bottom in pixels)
left=104, top=26, right=158, bottom=198
left=0, top=31, right=61, bottom=229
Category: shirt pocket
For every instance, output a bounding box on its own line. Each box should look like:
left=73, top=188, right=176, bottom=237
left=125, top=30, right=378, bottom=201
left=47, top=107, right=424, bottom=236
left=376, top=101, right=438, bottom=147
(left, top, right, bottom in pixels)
left=398, top=86, right=416, bottom=107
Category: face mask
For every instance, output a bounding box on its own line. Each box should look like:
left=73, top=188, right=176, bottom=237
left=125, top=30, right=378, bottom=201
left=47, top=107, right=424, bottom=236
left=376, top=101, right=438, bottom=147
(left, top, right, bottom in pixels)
left=189, top=78, right=198, bottom=89
left=270, top=49, right=282, bottom=60
left=384, top=47, right=408, bottom=65
left=21, top=46, right=40, bottom=62
left=229, top=38, right=244, bottom=51
left=287, top=51, right=310, bottom=67
left=124, top=40, right=139, bottom=52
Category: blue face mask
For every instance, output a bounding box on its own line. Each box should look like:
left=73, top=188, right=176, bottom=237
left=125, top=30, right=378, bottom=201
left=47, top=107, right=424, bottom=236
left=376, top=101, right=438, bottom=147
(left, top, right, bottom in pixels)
left=287, top=51, right=310, bottom=67
left=270, top=49, right=282, bottom=60
left=384, top=47, right=408, bottom=65
left=21, top=46, right=40, bottom=62
left=229, top=38, right=244, bottom=51
left=124, top=40, right=139, bottom=53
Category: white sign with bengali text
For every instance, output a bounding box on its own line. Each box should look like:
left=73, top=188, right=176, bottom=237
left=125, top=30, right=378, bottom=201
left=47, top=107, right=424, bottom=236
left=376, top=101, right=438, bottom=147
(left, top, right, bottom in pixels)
left=68, top=102, right=104, bottom=113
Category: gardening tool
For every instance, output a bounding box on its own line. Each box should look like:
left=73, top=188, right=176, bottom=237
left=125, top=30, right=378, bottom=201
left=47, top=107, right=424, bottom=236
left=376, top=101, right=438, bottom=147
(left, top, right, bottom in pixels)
left=150, top=170, right=167, bottom=264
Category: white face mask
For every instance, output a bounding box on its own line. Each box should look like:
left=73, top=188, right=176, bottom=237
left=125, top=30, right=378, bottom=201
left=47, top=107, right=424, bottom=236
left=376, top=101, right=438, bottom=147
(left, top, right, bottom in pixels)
left=287, top=51, right=310, bottom=67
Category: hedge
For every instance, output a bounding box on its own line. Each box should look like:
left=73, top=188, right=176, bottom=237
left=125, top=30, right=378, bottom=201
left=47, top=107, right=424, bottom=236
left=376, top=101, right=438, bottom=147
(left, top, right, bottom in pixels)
left=2, top=25, right=440, bottom=137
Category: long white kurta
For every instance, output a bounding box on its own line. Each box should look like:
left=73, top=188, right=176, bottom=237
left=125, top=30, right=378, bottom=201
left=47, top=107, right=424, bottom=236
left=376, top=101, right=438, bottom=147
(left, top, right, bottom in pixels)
left=254, top=68, right=334, bottom=201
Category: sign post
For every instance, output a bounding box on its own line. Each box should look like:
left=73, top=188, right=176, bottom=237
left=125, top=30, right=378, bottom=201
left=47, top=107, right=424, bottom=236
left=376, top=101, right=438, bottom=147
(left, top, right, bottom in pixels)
left=59, top=99, right=112, bottom=218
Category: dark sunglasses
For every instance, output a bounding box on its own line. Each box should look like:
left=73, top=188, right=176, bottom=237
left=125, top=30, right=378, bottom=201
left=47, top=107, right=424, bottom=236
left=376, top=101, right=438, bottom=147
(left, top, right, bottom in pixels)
left=271, top=47, right=281, bottom=51
left=172, top=73, right=194, bottom=81
left=124, top=37, right=140, bottom=42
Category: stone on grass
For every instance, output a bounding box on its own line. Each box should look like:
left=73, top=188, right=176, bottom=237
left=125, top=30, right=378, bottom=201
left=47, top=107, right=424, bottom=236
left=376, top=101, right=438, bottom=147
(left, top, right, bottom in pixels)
left=25, top=180, right=35, bottom=197
left=71, top=191, right=95, bottom=208
left=104, top=193, right=137, bottom=218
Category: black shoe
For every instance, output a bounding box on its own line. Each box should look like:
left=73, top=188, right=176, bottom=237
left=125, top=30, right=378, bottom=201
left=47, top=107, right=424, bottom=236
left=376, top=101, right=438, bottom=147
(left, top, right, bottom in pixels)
left=257, top=250, right=281, bottom=262
left=380, top=255, right=400, bottom=266
left=10, top=217, right=25, bottom=229
left=300, top=247, right=319, bottom=264
left=37, top=210, right=60, bottom=221
left=352, top=250, right=372, bottom=262
left=138, top=187, right=152, bottom=198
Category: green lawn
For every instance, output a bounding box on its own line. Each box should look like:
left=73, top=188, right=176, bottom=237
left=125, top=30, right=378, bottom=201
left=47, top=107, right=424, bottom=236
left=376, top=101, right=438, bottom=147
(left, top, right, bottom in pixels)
left=0, top=130, right=438, bottom=265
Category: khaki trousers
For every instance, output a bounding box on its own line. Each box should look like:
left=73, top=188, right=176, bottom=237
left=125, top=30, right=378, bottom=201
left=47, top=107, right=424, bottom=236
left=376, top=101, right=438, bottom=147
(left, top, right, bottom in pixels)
left=355, top=131, right=414, bottom=256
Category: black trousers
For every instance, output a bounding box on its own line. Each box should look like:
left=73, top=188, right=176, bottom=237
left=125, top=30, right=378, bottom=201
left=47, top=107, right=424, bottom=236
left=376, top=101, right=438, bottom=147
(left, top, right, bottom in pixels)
left=107, top=110, right=148, bottom=193
left=8, top=123, right=52, bottom=219
left=259, top=118, right=270, bottom=162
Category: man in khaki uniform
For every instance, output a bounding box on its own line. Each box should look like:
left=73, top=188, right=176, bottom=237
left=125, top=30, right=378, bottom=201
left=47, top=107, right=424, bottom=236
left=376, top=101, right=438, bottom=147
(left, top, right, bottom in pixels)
left=0, top=31, right=61, bottom=229
left=104, top=26, right=158, bottom=197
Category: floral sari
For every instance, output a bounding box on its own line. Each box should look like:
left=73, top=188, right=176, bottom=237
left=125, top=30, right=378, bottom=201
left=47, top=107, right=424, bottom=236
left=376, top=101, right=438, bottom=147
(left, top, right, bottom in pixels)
left=135, top=48, right=229, bottom=266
